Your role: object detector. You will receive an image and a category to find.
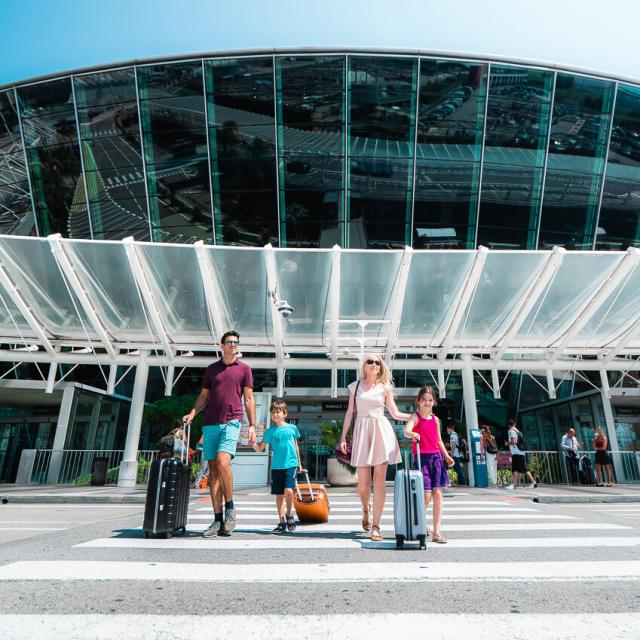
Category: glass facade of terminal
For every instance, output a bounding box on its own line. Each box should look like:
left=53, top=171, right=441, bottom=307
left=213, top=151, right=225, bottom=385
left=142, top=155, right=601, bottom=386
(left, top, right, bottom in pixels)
left=1, top=52, right=640, bottom=250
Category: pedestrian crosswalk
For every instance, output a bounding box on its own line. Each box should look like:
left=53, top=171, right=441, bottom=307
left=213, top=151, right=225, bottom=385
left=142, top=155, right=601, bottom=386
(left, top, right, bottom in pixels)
left=1, top=489, right=639, bottom=638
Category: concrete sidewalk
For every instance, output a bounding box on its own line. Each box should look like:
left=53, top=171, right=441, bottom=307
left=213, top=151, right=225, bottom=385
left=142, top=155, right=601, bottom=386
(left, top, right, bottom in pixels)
left=1, top=482, right=639, bottom=504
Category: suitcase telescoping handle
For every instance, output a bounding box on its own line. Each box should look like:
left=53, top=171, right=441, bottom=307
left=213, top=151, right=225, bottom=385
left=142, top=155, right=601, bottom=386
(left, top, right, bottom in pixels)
left=181, top=418, right=191, bottom=465
left=295, top=469, right=315, bottom=502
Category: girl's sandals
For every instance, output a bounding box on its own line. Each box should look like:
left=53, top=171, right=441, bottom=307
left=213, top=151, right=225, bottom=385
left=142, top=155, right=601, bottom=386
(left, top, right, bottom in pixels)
left=286, top=514, right=296, bottom=532
left=370, top=525, right=383, bottom=542
left=362, top=504, right=372, bottom=532
left=431, top=532, right=447, bottom=544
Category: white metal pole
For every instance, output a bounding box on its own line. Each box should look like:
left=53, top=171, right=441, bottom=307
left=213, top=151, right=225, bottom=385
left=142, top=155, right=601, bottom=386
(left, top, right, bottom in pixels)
left=461, top=357, right=477, bottom=487
left=46, top=385, right=76, bottom=484
left=599, top=369, right=625, bottom=482
left=118, top=357, right=150, bottom=488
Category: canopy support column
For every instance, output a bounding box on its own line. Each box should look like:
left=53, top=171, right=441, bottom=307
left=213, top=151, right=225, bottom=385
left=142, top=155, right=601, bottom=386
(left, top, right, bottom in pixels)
left=461, top=357, right=477, bottom=487
left=164, top=366, right=175, bottom=397
left=438, top=369, right=446, bottom=399
left=491, top=369, right=501, bottom=399
left=107, top=364, right=117, bottom=395
left=46, top=385, right=76, bottom=484
left=546, top=369, right=557, bottom=399
left=118, top=356, right=149, bottom=488
left=599, top=370, right=625, bottom=482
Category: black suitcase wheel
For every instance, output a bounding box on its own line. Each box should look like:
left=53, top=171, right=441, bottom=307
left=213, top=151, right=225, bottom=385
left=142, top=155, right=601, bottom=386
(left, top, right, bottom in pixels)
left=143, top=531, right=150, bottom=539
left=418, top=535, right=427, bottom=550
left=180, top=527, right=187, bottom=535
left=395, top=534, right=405, bottom=550
left=164, top=531, right=173, bottom=539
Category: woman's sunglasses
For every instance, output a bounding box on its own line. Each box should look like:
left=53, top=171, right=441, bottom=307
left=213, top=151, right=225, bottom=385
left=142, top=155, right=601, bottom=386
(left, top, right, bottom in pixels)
left=366, top=359, right=381, bottom=366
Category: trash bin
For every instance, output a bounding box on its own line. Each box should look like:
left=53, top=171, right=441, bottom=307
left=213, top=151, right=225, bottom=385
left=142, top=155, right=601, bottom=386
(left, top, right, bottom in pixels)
left=90, top=456, right=109, bottom=486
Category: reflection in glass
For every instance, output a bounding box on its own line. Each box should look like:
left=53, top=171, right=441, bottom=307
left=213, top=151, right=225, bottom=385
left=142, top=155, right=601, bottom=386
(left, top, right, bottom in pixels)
left=19, top=78, right=78, bottom=148
left=598, top=84, right=640, bottom=249
left=74, top=69, right=149, bottom=240
left=0, top=91, right=22, bottom=154
left=539, top=74, right=614, bottom=249
left=414, top=60, right=487, bottom=247
left=348, top=56, right=418, bottom=248
left=206, top=57, right=278, bottom=246
left=477, top=66, right=554, bottom=248
left=24, top=141, right=86, bottom=237
left=276, top=55, right=345, bottom=247
left=0, top=91, right=35, bottom=234
left=138, top=62, right=212, bottom=242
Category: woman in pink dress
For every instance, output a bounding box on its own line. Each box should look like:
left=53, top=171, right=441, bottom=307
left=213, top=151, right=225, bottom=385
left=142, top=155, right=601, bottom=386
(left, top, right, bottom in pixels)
left=338, top=354, right=411, bottom=541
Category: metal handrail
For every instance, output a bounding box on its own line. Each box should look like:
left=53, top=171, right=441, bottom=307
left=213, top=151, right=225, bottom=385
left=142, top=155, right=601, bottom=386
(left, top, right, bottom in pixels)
left=495, top=449, right=640, bottom=485
left=28, top=449, right=160, bottom=485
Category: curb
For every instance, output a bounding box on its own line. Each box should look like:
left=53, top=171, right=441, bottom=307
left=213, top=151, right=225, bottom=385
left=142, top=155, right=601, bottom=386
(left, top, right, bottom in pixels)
left=0, top=495, right=146, bottom=505
left=533, top=495, right=640, bottom=504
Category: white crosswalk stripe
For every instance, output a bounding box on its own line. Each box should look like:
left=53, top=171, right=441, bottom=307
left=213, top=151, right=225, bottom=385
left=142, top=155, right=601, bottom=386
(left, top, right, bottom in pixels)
left=3, top=559, right=640, bottom=583
left=5, top=490, right=639, bottom=639
left=75, top=536, right=640, bottom=551
left=2, top=613, right=639, bottom=640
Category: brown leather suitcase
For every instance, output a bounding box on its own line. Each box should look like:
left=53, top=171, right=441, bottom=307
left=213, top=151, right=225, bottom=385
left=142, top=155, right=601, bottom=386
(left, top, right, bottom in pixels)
left=294, top=471, right=330, bottom=524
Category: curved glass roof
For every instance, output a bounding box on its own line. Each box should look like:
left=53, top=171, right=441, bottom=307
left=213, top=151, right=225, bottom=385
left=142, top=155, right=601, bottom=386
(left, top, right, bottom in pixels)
left=0, top=235, right=637, bottom=373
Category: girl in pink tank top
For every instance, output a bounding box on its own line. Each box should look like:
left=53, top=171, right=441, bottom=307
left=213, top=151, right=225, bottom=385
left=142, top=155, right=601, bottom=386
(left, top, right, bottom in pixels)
left=404, top=386, right=454, bottom=543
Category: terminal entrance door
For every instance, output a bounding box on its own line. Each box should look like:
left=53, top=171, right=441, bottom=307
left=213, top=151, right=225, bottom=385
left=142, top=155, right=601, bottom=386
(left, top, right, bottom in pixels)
left=290, top=415, right=343, bottom=481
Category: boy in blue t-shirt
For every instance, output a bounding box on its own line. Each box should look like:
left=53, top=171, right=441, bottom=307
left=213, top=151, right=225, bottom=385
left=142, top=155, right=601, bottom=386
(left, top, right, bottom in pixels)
left=252, top=399, right=302, bottom=533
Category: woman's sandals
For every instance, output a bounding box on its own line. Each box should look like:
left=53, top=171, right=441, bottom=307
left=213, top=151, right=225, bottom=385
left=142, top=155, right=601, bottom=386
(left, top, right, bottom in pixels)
left=361, top=504, right=372, bottom=532
left=431, top=532, right=447, bottom=544
left=370, top=525, right=383, bottom=542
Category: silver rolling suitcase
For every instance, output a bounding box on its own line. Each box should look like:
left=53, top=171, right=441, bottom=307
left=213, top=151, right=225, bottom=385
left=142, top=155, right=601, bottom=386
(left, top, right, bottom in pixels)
left=394, top=439, right=427, bottom=550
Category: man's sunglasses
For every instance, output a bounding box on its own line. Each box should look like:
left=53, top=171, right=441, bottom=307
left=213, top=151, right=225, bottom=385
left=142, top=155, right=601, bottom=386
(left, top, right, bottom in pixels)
left=224, top=340, right=239, bottom=346
left=366, top=359, right=381, bottom=366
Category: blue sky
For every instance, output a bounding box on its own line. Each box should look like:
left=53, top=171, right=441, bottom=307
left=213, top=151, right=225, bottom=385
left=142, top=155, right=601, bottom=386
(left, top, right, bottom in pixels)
left=1, top=0, right=638, bottom=85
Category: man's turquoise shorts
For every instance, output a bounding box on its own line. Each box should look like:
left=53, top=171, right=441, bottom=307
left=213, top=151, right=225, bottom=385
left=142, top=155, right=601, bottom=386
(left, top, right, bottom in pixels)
left=202, top=420, right=242, bottom=460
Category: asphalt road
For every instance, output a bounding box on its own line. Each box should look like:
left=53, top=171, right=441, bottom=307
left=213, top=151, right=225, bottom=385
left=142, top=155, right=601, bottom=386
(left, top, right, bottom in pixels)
left=1, top=487, right=640, bottom=639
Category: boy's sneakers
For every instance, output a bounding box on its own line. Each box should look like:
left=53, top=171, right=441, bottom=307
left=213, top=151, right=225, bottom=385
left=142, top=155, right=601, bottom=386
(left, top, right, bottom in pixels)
left=527, top=483, right=538, bottom=489
left=505, top=484, right=515, bottom=490
left=202, top=520, right=222, bottom=538
left=223, top=507, right=237, bottom=534
left=272, top=521, right=287, bottom=534
left=286, top=515, right=296, bottom=532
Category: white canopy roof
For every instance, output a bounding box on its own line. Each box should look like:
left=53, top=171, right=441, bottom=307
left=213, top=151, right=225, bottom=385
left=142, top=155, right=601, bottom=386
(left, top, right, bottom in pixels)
left=0, top=234, right=638, bottom=387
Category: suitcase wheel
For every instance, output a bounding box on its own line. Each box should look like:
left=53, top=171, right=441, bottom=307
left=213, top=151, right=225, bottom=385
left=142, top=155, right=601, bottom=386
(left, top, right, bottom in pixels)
left=164, top=531, right=173, bottom=539
left=143, top=531, right=149, bottom=539
left=395, top=535, right=405, bottom=550
left=180, top=527, right=187, bottom=536
left=418, top=535, right=427, bottom=550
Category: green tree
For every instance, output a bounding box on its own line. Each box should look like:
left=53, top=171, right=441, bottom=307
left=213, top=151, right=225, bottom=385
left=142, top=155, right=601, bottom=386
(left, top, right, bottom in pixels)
left=143, top=395, right=203, bottom=446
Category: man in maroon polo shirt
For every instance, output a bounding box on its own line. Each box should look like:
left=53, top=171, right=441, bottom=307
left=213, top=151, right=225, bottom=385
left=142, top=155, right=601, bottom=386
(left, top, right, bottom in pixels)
left=183, top=331, right=255, bottom=537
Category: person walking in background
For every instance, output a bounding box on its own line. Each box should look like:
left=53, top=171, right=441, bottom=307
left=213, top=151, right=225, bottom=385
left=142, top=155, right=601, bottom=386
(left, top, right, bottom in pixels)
left=339, top=353, right=411, bottom=542
left=404, top=386, right=454, bottom=543
left=446, top=422, right=467, bottom=486
left=561, top=427, right=580, bottom=485
left=505, top=419, right=537, bottom=490
left=593, top=425, right=614, bottom=487
left=252, top=399, right=303, bottom=533
left=183, top=331, right=255, bottom=538
left=481, top=424, right=498, bottom=488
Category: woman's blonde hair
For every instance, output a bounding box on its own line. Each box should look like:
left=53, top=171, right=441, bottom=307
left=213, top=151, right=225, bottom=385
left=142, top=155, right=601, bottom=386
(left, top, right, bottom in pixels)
left=359, top=353, right=393, bottom=392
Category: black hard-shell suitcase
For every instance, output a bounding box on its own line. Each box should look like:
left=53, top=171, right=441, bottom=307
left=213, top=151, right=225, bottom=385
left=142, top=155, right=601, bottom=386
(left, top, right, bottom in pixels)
left=143, top=421, right=191, bottom=539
